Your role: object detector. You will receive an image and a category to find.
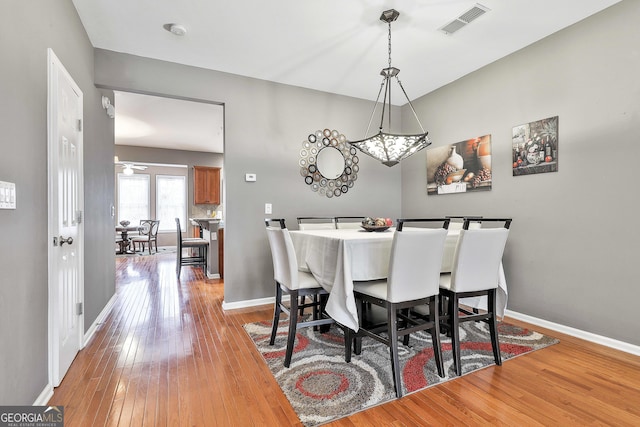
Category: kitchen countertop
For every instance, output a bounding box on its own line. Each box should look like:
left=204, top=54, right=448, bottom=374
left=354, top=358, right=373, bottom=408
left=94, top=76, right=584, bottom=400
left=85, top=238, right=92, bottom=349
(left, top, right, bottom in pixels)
left=190, top=218, right=224, bottom=230
left=188, top=218, right=223, bottom=279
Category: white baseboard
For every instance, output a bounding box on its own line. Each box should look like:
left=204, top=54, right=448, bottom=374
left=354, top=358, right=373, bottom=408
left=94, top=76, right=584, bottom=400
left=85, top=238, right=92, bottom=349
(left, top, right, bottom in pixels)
left=207, top=272, right=221, bottom=279
left=222, top=294, right=293, bottom=311
left=506, top=309, right=640, bottom=357
left=222, top=296, right=275, bottom=310
left=83, top=294, right=117, bottom=348
left=33, top=383, right=54, bottom=406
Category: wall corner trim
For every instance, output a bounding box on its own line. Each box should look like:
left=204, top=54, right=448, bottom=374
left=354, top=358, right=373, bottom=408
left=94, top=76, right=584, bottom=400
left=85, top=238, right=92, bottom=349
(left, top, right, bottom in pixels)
left=505, top=309, right=640, bottom=356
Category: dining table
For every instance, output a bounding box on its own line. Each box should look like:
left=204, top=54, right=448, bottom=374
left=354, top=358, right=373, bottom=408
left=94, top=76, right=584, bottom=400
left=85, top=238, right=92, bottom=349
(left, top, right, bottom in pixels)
left=289, top=227, right=508, bottom=332
left=115, top=224, right=140, bottom=254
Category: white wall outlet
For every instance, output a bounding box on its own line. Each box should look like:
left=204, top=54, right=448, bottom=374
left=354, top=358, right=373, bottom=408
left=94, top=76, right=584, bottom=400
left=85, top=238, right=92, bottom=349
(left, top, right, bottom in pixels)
left=265, top=203, right=272, bottom=215
left=0, top=181, right=16, bottom=209
left=245, top=173, right=257, bottom=182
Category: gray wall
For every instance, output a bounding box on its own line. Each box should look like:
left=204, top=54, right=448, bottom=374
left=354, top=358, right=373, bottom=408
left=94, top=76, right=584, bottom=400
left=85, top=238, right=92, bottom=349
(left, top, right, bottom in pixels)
left=95, top=51, right=403, bottom=304
left=114, top=145, right=223, bottom=241
left=0, top=1, right=114, bottom=404
left=3, top=0, right=637, bottom=406
left=401, top=0, right=640, bottom=345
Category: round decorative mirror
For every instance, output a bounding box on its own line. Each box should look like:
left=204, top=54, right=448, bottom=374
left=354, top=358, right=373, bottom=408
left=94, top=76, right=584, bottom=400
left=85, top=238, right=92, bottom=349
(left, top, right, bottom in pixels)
left=299, top=129, right=359, bottom=198
left=316, top=146, right=344, bottom=179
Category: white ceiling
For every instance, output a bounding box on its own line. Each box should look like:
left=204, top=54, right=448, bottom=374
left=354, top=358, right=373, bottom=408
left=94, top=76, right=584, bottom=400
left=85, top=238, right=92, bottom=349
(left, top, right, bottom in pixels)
left=114, top=92, right=224, bottom=153
left=75, top=0, right=621, bottom=153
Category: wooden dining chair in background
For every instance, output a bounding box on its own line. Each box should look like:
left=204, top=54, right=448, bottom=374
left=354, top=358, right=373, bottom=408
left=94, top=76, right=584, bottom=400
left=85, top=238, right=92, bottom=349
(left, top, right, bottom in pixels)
left=265, top=218, right=335, bottom=367
left=175, top=218, right=208, bottom=278
left=131, top=219, right=160, bottom=254
left=439, top=217, right=511, bottom=376
left=346, top=218, right=450, bottom=397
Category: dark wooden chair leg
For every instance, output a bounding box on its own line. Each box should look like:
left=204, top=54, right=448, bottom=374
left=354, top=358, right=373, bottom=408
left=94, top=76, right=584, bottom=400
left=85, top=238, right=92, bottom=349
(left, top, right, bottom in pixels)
left=488, top=288, right=502, bottom=366
left=344, top=328, right=352, bottom=363
left=176, top=249, right=182, bottom=278
left=299, top=295, right=306, bottom=316
left=317, top=294, right=331, bottom=333
left=440, top=293, right=451, bottom=336
left=354, top=300, right=364, bottom=355
left=402, top=308, right=410, bottom=346
left=269, top=284, right=283, bottom=345
left=284, top=290, right=299, bottom=368
left=449, top=292, right=462, bottom=376
left=310, top=295, right=318, bottom=331
left=202, top=245, right=208, bottom=275
left=388, top=303, right=403, bottom=397
left=429, top=297, right=445, bottom=377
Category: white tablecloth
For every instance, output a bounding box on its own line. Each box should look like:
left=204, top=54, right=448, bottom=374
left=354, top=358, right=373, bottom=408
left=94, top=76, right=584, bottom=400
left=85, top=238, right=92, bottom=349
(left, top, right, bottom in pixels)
left=290, top=228, right=507, bottom=332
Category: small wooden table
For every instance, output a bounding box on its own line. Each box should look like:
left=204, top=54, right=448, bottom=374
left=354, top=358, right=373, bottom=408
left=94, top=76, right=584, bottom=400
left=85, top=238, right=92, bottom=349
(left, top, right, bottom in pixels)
left=116, top=225, right=140, bottom=254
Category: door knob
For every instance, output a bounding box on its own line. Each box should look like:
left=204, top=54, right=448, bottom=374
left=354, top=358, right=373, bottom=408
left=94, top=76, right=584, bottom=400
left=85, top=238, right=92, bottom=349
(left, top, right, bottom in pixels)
left=59, top=236, right=74, bottom=246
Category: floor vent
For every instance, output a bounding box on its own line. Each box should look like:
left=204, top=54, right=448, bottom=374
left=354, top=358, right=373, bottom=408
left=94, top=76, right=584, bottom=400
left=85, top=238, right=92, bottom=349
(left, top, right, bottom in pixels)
left=439, top=3, right=490, bottom=35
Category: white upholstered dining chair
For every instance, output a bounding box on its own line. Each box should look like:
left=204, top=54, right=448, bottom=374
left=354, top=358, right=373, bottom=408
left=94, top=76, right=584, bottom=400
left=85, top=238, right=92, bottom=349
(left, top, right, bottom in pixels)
left=334, top=216, right=365, bottom=229
left=265, top=218, right=335, bottom=368
left=439, top=218, right=511, bottom=376
left=346, top=218, right=450, bottom=397
left=296, top=216, right=336, bottom=230
left=295, top=216, right=337, bottom=313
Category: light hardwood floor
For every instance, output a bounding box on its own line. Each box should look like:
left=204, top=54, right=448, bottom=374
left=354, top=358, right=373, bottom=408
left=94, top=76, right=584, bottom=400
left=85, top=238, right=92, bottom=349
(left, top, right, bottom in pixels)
left=49, top=252, right=640, bottom=426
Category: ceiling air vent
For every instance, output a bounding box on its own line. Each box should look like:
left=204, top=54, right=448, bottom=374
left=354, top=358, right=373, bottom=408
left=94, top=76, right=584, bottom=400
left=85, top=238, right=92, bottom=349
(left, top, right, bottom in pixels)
left=439, top=3, right=490, bottom=35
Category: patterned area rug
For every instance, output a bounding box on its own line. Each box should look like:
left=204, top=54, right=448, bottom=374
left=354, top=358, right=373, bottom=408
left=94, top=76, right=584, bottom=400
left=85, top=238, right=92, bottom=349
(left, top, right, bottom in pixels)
left=116, top=246, right=176, bottom=257
left=244, top=317, right=558, bottom=426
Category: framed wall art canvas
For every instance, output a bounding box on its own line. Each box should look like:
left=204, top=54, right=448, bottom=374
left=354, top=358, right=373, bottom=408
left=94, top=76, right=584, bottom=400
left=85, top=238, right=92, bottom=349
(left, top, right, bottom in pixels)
left=426, top=135, right=492, bottom=195
left=512, top=116, right=558, bottom=176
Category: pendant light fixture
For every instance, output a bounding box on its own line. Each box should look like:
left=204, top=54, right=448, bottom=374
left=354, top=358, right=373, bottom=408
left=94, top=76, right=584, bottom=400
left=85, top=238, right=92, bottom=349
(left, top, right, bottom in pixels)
left=349, top=9, right=431, bottom=167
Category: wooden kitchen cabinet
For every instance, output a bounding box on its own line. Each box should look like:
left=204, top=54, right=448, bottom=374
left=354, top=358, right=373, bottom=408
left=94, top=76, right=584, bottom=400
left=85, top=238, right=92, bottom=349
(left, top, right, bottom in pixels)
left=194, top=166, right=220, bottom=204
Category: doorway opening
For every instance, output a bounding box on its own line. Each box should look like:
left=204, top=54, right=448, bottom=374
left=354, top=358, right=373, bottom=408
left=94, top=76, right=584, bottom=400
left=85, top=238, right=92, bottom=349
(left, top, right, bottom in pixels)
left=111, top=91, right=225, bottom=278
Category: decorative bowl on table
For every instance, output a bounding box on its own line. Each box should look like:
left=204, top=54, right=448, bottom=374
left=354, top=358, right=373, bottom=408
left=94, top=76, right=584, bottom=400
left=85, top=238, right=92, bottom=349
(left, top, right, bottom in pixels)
left=360, top=224, right=390, bottom=232
left=119, top=220, right=130, bottom=227
left=360, top=217, right=393, bottom=232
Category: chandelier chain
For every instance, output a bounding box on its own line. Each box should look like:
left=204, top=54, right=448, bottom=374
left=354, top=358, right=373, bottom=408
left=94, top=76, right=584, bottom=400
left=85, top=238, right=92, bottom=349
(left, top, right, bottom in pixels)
left=388, top=20, right=392, bottom=69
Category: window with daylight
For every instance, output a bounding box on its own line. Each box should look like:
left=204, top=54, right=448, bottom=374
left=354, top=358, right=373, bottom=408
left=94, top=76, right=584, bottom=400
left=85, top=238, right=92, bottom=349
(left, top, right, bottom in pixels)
left=157, top=175, right=186, bottom=232
left=117, top=174, right=150, bottom=225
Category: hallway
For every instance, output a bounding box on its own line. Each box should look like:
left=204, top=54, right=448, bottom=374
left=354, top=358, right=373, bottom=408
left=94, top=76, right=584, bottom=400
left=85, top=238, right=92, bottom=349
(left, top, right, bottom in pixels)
left=48, top=253, right=290, bottom=426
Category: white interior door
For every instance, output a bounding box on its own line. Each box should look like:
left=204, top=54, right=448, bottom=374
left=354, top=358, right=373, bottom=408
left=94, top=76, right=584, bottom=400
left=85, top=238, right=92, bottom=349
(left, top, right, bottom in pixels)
left=47, top=49, right=84, bottom=387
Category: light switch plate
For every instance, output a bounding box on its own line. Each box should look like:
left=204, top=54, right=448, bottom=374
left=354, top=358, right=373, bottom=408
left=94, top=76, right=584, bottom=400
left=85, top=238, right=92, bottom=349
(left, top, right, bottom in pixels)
left=0, top=181, right=16, bottom=209
left=245, top=173, right=257, bottom=182
left=265, top=203, right=272, bottom=215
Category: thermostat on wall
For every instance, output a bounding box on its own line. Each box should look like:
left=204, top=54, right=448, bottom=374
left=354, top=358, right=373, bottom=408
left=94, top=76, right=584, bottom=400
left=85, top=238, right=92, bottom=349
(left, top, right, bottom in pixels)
left=245, top=173, right=257, bottom=182
left=0, top=180, right=16, bottom=209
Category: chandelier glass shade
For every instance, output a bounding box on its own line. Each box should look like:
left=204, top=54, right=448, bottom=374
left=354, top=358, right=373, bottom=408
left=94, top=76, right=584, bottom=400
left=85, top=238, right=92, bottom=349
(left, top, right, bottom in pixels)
left=348, top=9, right=431, bottom=167
left=350, top=131, right=430, bottom=167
